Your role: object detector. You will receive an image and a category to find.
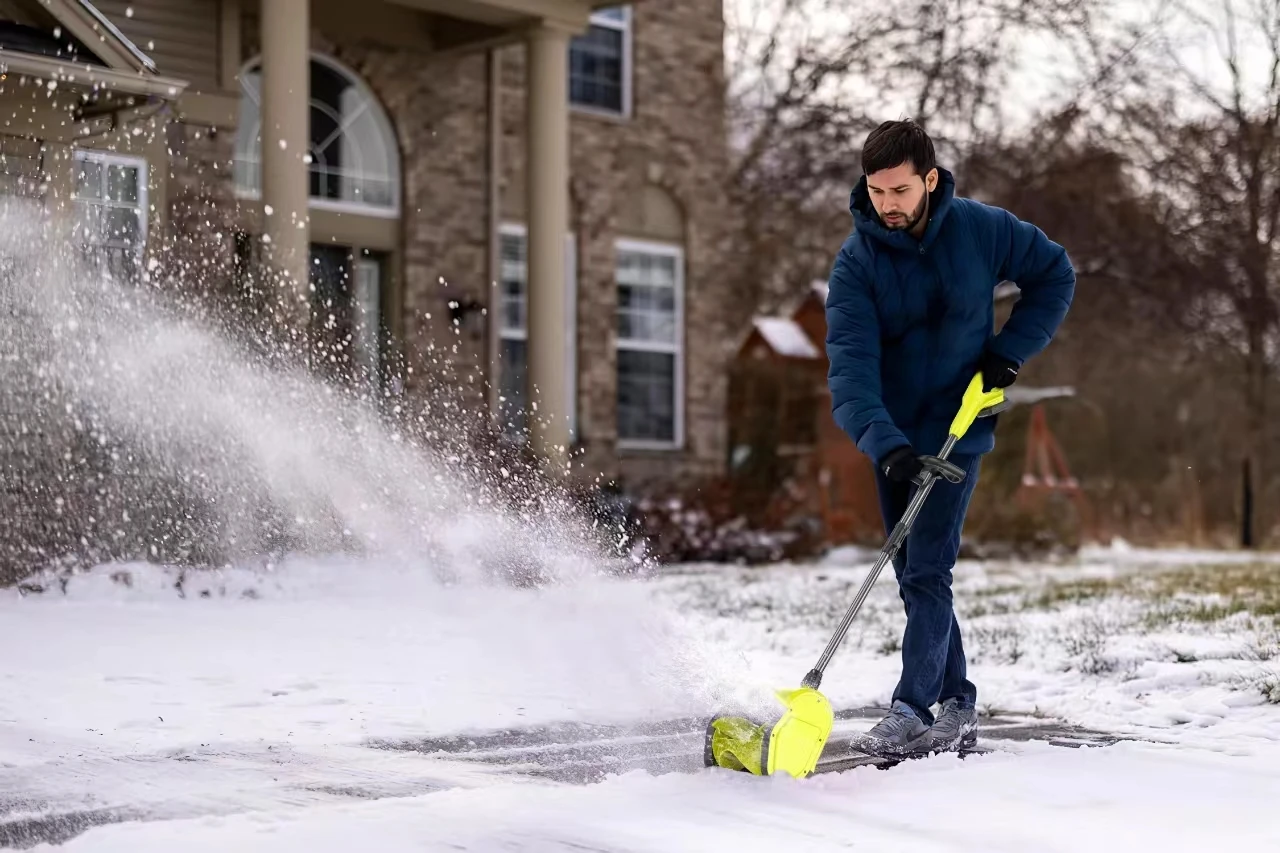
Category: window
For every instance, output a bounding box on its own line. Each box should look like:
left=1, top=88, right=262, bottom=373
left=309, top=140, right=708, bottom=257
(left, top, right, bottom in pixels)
left=353, top=251, right=385, bottom=381
left=615, top=239, right=683, bottom=448
left=496, top=224, right=577, bottom=439
left=569, top=5, right=631, bottom=116
left=234, top=55, right=401, bottom=215
left=305, top=244, right=386, bottom=385
left=72, top=150, right=147, bottom=281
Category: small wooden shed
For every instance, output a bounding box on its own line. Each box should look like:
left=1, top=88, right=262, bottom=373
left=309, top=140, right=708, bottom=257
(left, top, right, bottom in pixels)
left=728, top=279, right=1084, bottom=548
left=728, top=282, right=883, bottom=543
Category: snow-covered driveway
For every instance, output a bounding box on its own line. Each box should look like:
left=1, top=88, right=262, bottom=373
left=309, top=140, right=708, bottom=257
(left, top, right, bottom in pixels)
left=2, top=544, right=1279, bottom=851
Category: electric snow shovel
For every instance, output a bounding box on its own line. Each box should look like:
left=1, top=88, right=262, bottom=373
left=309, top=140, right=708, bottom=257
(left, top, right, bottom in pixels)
left=703, top=371, right=1009, bottom=778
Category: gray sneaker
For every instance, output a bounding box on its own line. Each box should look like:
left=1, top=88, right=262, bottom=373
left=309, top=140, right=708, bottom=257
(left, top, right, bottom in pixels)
left=931, top=698, right=978, bottom=751
left=853, top=700, right=933, bottom=757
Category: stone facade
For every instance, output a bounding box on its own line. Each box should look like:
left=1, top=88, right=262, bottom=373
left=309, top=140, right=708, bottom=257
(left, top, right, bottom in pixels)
left=90, top=0, right=738, bottom=491
left=0, top=0, right=737, bottom=579
left=492, top=0, right=737, bottom=486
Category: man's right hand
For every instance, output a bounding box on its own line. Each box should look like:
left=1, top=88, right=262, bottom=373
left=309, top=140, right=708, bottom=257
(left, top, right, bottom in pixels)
left=880, top=445, right=923, bottom=483
left=978, top=349, right=1019, bottom=391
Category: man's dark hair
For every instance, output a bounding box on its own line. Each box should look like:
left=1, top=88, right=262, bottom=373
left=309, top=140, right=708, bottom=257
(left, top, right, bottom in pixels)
left=861, top=119, right=937, bottom=177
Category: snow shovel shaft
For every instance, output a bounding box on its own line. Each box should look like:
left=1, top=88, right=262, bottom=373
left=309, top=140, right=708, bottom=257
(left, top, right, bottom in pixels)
left=801, top=434, right=960, bottom=690
left=699, top=374, right=1004, bottom=779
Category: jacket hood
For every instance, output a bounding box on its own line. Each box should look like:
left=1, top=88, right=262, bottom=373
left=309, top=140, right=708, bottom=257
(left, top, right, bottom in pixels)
left=849, top=166, right=957, bottom=251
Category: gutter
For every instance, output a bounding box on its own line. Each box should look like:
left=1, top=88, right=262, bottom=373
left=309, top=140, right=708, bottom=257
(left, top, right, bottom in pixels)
left=0, top=50, right=187, bottom=98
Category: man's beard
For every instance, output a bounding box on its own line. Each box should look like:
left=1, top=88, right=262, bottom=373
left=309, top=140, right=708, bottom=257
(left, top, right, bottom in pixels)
left=882, top=194, right=928, bottom=231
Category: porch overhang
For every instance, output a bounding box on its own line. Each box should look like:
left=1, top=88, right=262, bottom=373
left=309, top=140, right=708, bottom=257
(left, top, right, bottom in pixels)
left=305, top=0, right=616, bottom=59
left=384, top=0, right=600, bottom=32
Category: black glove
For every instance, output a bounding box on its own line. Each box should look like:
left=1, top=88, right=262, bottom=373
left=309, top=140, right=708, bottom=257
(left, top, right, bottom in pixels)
left=880, top=445, right=923, bottom=483
left=978, top=349, right=1019, bottom=391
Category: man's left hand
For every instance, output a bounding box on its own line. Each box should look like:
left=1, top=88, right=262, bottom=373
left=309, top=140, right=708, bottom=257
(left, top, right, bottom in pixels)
left=979, top=350, right=1019, bottom=391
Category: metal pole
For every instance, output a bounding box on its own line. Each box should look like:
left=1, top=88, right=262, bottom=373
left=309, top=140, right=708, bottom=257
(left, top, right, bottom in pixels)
left=803, top=435, right=958, bottom=689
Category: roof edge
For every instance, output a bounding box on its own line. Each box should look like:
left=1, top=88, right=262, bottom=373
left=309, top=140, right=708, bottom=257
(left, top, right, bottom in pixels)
left=42, top=0, right=156, bottom=74
left=0, top=50, right=186, bottom=97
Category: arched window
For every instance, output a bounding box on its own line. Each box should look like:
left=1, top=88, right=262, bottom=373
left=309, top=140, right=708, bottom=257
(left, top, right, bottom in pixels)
left=234, top=55, right=400, bottom=216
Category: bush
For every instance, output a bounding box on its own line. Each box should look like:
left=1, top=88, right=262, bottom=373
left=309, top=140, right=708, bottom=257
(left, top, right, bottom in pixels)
left=962, top=486, right=1084, bottom=560
left=623, top=474, right=826, bottom=566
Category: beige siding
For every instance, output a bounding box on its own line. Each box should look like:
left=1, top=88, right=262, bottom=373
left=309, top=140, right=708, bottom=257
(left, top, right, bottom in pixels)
left=93, top=0, right=221, bottom=91
left=0, top=133, right=44, bottom=199
left=0, top=1, right=49, bottom=27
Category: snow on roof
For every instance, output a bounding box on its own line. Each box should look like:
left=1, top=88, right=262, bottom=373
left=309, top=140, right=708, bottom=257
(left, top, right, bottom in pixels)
left=811, top=279, right=829, bottom=304
left=1006, top=385, right=1075, bottom=405
left=752, top=317, right=821, bottom=359
left=995, top=281, right=1020, bottom=301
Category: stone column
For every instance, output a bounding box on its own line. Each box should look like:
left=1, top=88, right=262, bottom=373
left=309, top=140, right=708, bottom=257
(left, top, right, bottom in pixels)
left=259, top=0, right=310, bottom=325
left=525, top=22, right=572, bottom=471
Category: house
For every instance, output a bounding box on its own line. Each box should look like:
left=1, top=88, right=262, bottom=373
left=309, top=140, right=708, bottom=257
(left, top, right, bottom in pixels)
left=0, top=0, right=735, bottom=494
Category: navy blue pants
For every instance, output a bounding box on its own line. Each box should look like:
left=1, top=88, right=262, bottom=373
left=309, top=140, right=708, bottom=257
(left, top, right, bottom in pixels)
left=874, top=452, right=982, bottom=726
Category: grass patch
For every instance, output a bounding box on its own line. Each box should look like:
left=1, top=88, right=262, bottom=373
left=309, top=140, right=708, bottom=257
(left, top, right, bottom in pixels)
left=1133, top=563, right=1280, bottom=630
left=961, top=599, right=1015, bottom=619
left=969, top=624, right=1026, bottom=665
left=972, top=561, right=1280, bottom=627
left=1259, top=673, right=1280, bottom=704
left=877, top=631, right=902, bottom=656
left=1026, top=577, right=1118, bottom=610
left=1142, top=600, right=1249, bottom=630
left=969, top=576, right=1121, bottom=615
left=1140, top=563, right=1280, bottom=612
left=1057, top=614, right=1119, bottom=675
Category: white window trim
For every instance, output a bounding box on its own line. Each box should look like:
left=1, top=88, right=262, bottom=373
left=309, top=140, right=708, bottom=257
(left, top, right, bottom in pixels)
left=233, top=184, right=402, bottom=220
left=71, top=148, right=149, bottom=260
left=615, top=236, right=684, bottom=452
left=569, top=5, right=633, bottom=120
left=233, top=52, right=402, bottom=218
left=352, top=253, right=384, bottom=382
left=496, top=222, right=578, bottom=441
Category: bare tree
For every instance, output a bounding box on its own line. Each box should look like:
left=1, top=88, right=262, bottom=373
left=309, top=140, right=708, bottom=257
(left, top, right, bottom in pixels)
left=1109, top=0, right=1280, bottom=546
left=958, top=120, right=1249, bottom=544
left=724, top=0, right=1119, bottom=329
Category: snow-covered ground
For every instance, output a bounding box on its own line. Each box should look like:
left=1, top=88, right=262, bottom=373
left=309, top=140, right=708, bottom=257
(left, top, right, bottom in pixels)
left=4, top=543, right=1280, bottom=851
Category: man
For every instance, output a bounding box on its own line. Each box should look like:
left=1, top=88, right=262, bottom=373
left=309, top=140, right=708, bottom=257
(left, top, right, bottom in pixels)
left=824, top=119, right=1075, bottom=756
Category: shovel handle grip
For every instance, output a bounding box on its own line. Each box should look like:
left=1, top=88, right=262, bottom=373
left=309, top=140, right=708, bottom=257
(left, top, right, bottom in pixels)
left=913, top=455, right=966, bottom=485
left=948, top=372, right=1010, bottom=440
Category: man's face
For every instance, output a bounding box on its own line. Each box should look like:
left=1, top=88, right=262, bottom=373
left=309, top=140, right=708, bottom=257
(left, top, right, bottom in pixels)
left=866, top=162, right=938, bottom=231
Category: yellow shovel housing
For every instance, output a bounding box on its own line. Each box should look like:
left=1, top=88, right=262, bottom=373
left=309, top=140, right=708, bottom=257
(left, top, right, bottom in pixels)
left=703, top=373, right=1008, bottom=778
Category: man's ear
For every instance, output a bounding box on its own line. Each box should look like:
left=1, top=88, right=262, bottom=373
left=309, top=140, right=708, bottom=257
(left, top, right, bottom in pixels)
left=925, top=167, right=938, bottom=192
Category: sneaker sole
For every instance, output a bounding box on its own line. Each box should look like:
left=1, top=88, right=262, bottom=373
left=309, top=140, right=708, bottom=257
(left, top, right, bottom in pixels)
left=931, top=728, right=978, bottom=752
left=850, top=729, right=935, bottom=758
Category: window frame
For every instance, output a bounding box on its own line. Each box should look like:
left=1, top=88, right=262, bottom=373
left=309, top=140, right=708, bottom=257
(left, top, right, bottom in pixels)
left=352, top=249, right=388, bottom=383
left=496, top=222, right=578, bottom=441
left=614, top=236, right=684, bottom=452
left=569, top=5, right=633, bottom=120
left=233, top=53, right=402, bottom=219
left=70, top=148, right=149, bottom=268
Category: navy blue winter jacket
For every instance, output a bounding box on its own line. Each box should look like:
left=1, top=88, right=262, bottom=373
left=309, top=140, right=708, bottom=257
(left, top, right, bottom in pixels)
left=825, top=167, right=1075, bottom=463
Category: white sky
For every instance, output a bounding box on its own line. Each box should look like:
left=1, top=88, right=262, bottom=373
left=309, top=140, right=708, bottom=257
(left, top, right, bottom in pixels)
left=724, top=0, right=1278, bottom=138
